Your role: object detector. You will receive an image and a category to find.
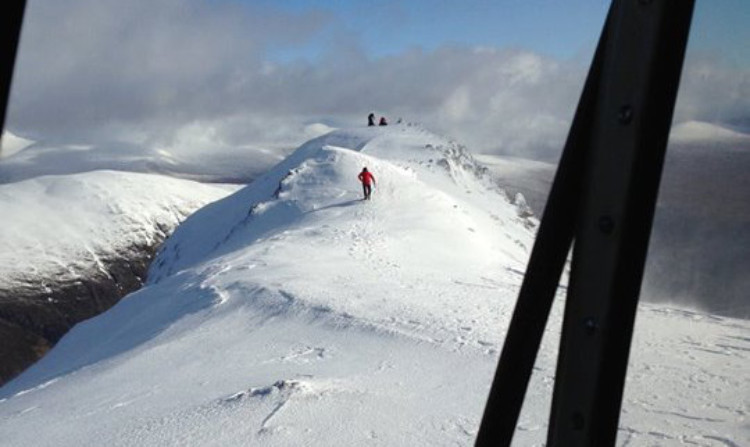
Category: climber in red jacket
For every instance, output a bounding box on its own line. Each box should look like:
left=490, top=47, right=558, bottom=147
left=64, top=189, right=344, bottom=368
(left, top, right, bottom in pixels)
left=357, top=167, right=376, bottom=200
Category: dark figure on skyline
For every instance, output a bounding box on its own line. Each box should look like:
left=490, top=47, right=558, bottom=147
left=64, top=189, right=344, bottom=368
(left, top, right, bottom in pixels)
left=368, top=113, right=375, bottom=126
left=358, top=167, right=376, bottom=200
left=379, top=116, right=388, bottom=126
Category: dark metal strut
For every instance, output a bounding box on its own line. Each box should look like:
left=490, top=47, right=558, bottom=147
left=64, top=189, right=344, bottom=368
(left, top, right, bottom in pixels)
left=0, top=1, right=26, bottom=134
left=476, top=1, right=695, bottom=445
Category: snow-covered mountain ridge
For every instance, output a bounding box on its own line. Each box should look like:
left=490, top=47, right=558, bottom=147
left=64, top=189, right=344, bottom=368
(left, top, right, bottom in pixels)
left=0, top=170, right=235, bottom=384
left=149, top=125, right=533, bottom=284
left=477, top=120, right=750, bottom=319
left=0, top=171, right=234, bottom=289
left=137, top=125, right=537, bottom=349
left=0, top=132, right=285, bottom=184
left=0, top=125, right=747, bottom=446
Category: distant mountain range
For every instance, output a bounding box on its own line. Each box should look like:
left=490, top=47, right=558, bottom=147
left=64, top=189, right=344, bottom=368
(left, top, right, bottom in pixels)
left=479, top=120, right=750, bottom=319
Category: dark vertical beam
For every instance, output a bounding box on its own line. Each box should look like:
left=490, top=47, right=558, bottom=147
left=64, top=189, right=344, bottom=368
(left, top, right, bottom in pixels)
left=547, top=1, right=695, bottom=446
left=0, top=0, right=26, bottom=135
left=477, top=0, right=695, bottom=446
left=474, top=6, right=614, bottom=445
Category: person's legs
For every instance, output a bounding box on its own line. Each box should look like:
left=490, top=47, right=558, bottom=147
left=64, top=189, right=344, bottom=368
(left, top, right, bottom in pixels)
left=364, top=184, right=372, bottom=200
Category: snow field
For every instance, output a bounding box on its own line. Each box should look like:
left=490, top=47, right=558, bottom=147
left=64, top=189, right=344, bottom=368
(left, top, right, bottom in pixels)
left=0, top=125, right=747, bottom=446
left=0, top=170, right=236, bottom=289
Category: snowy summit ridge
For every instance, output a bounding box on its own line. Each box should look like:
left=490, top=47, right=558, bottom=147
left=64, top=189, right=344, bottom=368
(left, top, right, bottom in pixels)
left=0, top=124, right=538, bottom=445
left=1, top=125, right=747, bottom=446
left=149, top=124, right=533, bottom=284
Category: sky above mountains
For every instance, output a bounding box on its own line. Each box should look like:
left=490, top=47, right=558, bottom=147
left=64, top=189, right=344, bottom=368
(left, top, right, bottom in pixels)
left=254, top=0, right=610, bottom=61
left=5, top=0, right=749, bottom=160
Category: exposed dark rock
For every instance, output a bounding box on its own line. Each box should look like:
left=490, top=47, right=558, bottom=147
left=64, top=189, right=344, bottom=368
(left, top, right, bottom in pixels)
left=0, top=242, right=161, bottom=387
left=0, top=319, right=50, bottom=383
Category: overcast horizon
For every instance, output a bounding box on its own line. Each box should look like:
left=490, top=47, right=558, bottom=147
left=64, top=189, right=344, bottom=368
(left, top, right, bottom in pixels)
left=4, top=0, right=750, bottom=161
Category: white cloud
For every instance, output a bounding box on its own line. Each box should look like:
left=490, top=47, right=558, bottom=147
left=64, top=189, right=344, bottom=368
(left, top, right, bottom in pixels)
left=439, top=86, right=472, bottom=121
left=8, top=0, right=331, bottom=141
left=6, top=0, right=748, bottom=163
left=673, top=53, right=750, bottom=127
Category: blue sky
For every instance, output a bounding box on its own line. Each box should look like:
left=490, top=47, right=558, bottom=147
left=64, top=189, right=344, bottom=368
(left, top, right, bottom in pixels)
left=254, top=0, right=748, bottom=66
left=256, top=0, right=611, bottom=62
left=690, top=0, right=750, bottom=67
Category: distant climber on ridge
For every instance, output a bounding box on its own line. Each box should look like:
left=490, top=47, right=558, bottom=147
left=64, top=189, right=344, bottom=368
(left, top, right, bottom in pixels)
left=368, top=113, right=375, bottom=126
left=358, top=167, right=376, bottom=200
left=379, top=116, right=388, bottom=126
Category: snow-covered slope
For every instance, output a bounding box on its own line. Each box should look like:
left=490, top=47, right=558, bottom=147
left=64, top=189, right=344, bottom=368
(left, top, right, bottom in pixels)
left=0, top=126, right=747, bottom=446
left=478, top=121, right=750, bottom=319
left=0, top=138, right=284, bottom=184
left=645, top=123, right=750, bottom=317
left=670, top=120, right=750, bottom=145
left=0, top=131, right=34, bottom=159
left=473, top=153, right=555, bottom=215
left=0, top=170, right=235, bottom=290
left=0, top=170, right=237, bottom=385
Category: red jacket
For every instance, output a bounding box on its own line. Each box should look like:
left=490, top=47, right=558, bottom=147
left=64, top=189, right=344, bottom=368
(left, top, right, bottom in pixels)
left=358, top=171, right=375, bottom=186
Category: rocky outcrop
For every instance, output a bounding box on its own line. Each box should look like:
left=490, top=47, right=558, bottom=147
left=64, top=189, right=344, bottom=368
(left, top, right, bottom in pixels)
left=0, top=241, right=162, bottom=386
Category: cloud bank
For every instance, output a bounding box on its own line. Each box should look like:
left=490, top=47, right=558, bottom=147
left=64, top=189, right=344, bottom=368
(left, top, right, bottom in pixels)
left=6, top=0, right=749, bottom=161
